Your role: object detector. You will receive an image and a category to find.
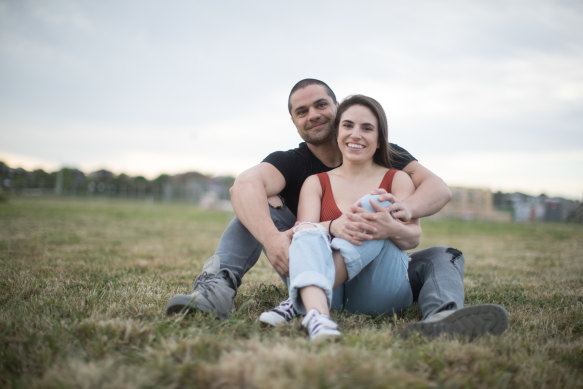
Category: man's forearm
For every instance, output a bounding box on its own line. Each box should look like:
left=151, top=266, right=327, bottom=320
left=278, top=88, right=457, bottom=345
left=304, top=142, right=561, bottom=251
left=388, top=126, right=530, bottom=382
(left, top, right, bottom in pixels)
left=405, top=176, right=452, bottom=219
left=390, top=222, right=421, bottom=250
left=229, top=180, right=280, bottom=246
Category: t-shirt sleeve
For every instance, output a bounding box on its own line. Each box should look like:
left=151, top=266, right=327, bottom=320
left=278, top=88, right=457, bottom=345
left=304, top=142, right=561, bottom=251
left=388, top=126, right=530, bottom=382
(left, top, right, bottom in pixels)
left=262, top=150, right=299, bottom=186
left=389, top=143, right=417, bottom=170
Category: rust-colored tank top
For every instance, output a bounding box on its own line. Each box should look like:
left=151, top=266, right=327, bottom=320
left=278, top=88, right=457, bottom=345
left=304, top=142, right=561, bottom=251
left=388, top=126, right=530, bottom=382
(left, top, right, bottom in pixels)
left=317, top=169, right=397, bottom=221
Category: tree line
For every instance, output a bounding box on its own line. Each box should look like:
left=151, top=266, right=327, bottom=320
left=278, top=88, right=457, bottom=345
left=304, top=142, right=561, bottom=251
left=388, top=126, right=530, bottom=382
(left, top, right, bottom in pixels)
left=0, top=161, right=234, bottom=203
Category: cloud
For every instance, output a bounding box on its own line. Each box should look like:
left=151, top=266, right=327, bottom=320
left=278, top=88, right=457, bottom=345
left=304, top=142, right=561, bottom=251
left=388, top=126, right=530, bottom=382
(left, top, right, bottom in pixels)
left=0, top=0, right=582, bottom=200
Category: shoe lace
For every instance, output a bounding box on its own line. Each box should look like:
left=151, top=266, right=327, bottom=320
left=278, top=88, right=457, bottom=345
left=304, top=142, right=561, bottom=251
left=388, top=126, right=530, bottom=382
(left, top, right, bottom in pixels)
left=305, top=310, right=337, bottom=335
left=275, top=298, right=297, bottom=319
left=192, top=271, right=219, bottom=291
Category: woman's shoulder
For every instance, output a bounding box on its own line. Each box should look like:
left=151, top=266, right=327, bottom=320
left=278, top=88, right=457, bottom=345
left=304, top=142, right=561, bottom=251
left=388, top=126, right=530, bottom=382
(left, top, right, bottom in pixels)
left=306, top=171, right=328, bottom=182
left=325, top=167, right=342, bottom=176
left=303, top=173, right=324, bottom=188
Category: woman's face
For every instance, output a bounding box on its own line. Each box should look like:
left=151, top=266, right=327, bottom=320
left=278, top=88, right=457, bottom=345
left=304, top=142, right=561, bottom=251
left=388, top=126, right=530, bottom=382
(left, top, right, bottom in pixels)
left=337, top=104, right=379, bottom=163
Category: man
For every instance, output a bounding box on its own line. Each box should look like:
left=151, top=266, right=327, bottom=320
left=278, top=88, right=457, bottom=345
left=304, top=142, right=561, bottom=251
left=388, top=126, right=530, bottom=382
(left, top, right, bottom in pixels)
left=166, top=79, right=508, bottom=339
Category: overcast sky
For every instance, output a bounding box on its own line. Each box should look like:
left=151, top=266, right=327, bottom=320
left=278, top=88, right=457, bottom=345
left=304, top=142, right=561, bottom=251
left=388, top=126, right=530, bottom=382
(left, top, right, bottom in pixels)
left=1, top=0, right=582, bottom=200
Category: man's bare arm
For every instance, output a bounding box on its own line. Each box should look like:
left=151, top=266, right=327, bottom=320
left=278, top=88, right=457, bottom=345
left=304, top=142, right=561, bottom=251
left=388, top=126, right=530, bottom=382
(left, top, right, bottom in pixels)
left=229, top=162, right=291, bottom=275
left=346, top=162, right=451, bottom=242
left=389, top=161, right=452, bottom=221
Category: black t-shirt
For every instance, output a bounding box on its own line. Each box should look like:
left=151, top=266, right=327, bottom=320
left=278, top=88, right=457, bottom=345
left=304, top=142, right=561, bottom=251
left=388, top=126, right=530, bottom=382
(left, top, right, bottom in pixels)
left=262, top=142, right=416, bottom=216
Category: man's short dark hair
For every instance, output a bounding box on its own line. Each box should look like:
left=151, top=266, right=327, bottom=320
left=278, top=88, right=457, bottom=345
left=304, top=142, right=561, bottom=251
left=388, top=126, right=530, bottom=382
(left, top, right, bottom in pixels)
left=288, top=79, right=337, bottom=114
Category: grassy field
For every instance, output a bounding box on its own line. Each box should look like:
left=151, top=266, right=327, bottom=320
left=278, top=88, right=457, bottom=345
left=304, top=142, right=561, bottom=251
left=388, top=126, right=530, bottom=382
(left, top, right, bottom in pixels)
left=1, top=197, right=582, bottom=388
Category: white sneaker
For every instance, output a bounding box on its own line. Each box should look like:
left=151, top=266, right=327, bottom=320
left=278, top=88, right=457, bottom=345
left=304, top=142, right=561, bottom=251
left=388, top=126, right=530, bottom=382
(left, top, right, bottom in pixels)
left=259, top=297, right=299, bottom=326
left=301, top=308, right=341, bottom=341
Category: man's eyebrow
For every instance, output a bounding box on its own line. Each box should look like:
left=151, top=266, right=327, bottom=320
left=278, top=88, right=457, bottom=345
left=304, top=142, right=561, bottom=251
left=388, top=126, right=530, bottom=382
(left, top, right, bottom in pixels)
left=294, top=98, right=329, bottom=115
left=294, top=105, right=307, bottom=114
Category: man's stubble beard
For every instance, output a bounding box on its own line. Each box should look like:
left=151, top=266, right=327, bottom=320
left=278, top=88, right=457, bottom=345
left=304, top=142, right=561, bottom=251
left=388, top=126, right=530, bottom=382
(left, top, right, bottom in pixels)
left=302, top=124, right=336, bottom=147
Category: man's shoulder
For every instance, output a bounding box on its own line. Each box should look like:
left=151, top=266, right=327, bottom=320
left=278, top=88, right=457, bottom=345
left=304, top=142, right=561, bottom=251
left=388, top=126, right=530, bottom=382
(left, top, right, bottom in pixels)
left=263, top=142, right=311, bottom=162
left=388, top=142, right=416, bottom=170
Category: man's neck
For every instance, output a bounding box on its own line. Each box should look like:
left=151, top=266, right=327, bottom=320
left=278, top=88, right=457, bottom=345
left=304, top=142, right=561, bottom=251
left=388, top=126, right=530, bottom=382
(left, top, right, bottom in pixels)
left=306, top=140, right=342, bottom=168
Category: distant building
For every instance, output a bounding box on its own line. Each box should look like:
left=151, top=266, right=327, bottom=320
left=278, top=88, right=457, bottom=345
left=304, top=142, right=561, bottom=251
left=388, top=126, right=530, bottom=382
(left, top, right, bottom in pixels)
left=494, top=192, right=580, bottom=222
left=544, top=197, right=576, bottom=222
left=438, top=187, right=511, bottom=221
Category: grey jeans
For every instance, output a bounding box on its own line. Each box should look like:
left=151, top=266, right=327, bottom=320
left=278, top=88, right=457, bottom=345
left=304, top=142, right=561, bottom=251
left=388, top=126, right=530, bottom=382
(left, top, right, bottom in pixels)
left=215, top=203, right=465, bottom=319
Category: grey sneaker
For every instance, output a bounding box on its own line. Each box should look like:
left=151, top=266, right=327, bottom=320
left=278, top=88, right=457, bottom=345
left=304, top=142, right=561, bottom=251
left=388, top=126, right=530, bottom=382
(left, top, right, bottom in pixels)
left=301, top=308, right=341, bottom=341
left=259, top=297, right=299, bottom=326
left=402, top=304, right=509, bottom=340
left=165, top=255, right=238, bottom=319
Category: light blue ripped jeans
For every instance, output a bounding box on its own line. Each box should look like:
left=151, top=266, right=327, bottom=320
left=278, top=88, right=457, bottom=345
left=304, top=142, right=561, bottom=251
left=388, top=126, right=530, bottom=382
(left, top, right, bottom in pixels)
left=289, top=193, right=413, bottom=316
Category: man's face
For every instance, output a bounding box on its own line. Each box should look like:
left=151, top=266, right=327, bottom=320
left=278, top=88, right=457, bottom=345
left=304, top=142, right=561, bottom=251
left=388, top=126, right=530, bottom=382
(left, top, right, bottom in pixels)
left=289, top=84, right=338, bottom=146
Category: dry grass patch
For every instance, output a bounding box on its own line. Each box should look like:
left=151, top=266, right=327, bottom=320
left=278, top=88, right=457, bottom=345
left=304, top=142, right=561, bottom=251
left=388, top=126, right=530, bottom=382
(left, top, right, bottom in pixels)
left=1, top=198, right=582, bottom=388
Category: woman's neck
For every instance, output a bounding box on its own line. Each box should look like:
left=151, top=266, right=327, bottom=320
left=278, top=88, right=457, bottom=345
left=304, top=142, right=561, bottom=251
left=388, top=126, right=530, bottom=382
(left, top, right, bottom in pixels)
left=334, top=159, right=380, bottom=178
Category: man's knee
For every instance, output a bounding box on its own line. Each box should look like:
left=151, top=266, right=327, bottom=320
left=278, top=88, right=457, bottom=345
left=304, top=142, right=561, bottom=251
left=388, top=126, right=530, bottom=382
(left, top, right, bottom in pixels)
left=408, top=246, right=465, bottom=302
left=410, top=245, right=464, bottom=266
left=445, top=247, right=464, bottom=266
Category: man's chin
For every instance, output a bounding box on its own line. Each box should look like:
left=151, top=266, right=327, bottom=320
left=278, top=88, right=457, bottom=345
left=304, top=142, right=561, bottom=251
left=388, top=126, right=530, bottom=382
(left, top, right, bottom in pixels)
left=305, top=137, right=335, bottom=146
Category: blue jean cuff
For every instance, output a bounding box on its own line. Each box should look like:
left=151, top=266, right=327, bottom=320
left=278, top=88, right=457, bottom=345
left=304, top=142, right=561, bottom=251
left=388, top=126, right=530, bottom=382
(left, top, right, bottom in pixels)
left=424, top=301, right=460, bottom=320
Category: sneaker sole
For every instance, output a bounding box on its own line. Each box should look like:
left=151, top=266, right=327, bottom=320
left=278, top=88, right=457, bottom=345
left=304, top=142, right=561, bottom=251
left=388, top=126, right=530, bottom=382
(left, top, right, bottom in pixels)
left=311, top=330, right=341, bottom=342
left=258, top=312, right=288, bottom=326
left=402, top=304, right=509, bottom=340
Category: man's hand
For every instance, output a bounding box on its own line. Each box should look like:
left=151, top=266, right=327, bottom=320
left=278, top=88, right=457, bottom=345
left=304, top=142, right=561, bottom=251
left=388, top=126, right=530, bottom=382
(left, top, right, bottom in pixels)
left=348, top=191, right=409, bottom=240
left=263, top=230, right=293, bottom=276
left=332, top=212, right=377, bottom=246
left=365, top=199, right=404, bottom=240
left=370, top=188, right=413, bottom=222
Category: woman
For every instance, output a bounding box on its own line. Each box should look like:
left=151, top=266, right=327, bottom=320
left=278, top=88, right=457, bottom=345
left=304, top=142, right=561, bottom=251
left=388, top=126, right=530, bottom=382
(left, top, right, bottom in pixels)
left=261, top=95, right=421, bottom=340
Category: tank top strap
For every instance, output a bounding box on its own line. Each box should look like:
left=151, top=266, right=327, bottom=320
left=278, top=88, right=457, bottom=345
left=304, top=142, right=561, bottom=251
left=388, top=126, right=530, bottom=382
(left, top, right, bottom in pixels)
left=317, top=172, right=342, bottom=221
left=379, top=169, right=398, bottom=193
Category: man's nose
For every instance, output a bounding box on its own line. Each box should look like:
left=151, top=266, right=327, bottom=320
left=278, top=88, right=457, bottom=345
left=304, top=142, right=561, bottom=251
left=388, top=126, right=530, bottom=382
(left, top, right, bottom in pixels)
left=308, top=108, right=321, bottom=121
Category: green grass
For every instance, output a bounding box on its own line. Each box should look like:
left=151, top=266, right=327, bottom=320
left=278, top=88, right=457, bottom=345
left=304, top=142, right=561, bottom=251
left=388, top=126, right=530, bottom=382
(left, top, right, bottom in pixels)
left=1, top=197, right=582, bottom=388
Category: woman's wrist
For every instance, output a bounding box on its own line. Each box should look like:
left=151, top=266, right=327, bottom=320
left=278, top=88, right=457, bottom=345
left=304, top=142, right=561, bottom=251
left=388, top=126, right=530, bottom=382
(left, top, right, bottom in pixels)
left=328, top=218, right=336, bottom=238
